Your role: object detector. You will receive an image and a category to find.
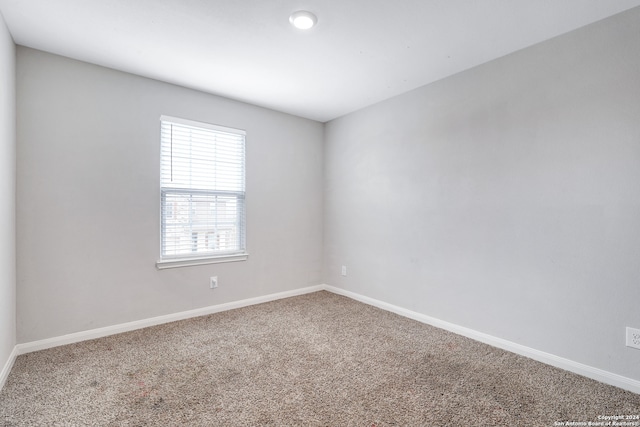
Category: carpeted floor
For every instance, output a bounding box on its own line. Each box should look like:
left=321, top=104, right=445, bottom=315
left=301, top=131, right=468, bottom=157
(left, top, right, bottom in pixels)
left=1, top=291, right=639, bottom=426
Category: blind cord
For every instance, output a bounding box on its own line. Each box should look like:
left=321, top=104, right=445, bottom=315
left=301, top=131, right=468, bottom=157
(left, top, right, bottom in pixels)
left=170, top=124, right=173, bottom=182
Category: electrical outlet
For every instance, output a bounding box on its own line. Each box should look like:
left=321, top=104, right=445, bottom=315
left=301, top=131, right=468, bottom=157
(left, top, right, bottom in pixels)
left=341, top=265, right=347, bottom=276
left=626, top=327, right=640, bottom=350
left=210, top=276, right=218, bottom=289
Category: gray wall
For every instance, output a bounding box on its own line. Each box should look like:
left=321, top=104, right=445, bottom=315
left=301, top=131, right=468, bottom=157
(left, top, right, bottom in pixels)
left=324, top=8, right=640, bottom=380
left=17, top=48, right=324, bottom=343
left=0, top=12, right=15, bottom=375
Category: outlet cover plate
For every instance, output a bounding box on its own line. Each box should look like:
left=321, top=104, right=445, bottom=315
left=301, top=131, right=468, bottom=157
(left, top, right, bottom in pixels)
left=626, top=327, right=640, bottom=350
left=210, top=276, right=218, bottom=289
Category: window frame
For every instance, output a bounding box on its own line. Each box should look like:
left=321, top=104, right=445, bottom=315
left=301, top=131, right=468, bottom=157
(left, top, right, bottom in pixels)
left=156, top=115, right=248, bottom=270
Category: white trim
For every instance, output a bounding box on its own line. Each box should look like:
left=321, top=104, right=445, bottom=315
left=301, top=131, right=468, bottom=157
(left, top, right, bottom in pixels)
left=0, top=346, right=18, bottom=391
left=11, top=284, right=639, bottom=395
left=16, top=285, right=324, bottom=355
left=159, top=115, right=246, bottom=136
left=156, top=253, right=248, bottom=269
left=322, top=285, right=640, bottom=395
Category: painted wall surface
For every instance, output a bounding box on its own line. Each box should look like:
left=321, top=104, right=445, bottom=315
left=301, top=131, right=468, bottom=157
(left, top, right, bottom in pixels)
left=16, top=48, right=324, bottom=343
left=0, top=12, right=16, bottom=372
left=324, top=8, right=640, bottom=380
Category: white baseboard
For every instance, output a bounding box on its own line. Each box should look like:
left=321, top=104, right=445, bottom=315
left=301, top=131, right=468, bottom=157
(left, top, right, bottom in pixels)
left=323, top=285, right=640, bottom=395
left=16, top=285, right=324, bottom=355
left=10, top=283, right=640, bottom=395
left=0, top=346, right=18, bottom=391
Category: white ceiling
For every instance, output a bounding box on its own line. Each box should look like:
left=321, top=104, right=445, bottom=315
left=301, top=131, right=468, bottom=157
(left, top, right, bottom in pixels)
left=1, top=0, right=639, bottom=122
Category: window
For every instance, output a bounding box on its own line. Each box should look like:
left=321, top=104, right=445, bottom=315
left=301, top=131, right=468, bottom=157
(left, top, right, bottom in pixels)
left=157, top=115, right=247, bottom=269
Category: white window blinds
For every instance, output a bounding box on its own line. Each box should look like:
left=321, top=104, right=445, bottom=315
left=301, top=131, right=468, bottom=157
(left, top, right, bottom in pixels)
left=160, top=115, right=246, bottom=260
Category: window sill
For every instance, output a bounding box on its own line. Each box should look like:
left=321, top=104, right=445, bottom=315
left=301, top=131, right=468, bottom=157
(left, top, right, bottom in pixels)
left=156, top=253, right=249, bottom=270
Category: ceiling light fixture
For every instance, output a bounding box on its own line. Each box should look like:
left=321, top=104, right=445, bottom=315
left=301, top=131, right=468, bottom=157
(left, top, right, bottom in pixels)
left=289, top=10, right=317, bottom=30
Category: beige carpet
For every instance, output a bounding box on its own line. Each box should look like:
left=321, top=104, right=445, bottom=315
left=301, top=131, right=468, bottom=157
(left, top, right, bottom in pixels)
left=1, top=291, right=639, bottom=426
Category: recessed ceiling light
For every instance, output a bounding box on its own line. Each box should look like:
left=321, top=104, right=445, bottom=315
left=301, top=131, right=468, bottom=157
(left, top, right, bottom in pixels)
left=289, top=10, right=317, bottom=30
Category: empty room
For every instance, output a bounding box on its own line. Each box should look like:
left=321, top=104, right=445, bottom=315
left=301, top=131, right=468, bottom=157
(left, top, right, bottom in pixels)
left=1, top=0, right=640, bottom=425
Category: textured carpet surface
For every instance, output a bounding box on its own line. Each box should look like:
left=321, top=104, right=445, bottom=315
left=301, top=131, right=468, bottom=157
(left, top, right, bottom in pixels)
left=1, top=291, right=639, bottom=426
